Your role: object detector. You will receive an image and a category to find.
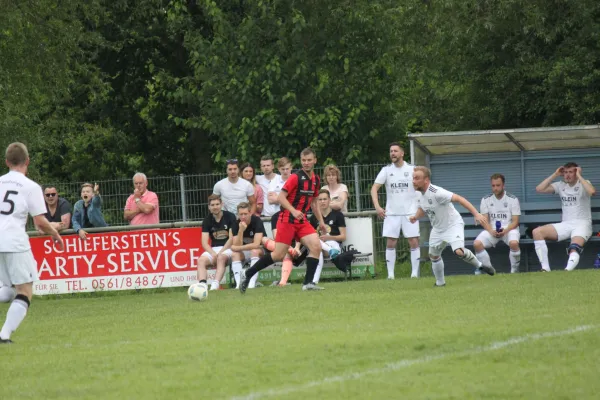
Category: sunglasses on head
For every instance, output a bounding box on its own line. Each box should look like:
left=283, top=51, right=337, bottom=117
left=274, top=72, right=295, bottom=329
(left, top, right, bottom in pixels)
left=45, top=193, right=57, bottom=198
left=226, top=158, right=238, bottom=163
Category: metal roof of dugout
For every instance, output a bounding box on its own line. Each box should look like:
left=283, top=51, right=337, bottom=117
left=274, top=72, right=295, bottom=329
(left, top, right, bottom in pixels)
left=408, top=124, right=600, bottom=156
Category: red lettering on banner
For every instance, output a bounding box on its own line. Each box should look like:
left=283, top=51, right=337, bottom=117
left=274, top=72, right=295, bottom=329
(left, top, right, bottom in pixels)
left=30, top=228, right=204, bottom=280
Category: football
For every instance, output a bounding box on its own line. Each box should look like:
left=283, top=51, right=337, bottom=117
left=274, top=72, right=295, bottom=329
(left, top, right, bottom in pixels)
left=188, top=282, right=208, bottom=301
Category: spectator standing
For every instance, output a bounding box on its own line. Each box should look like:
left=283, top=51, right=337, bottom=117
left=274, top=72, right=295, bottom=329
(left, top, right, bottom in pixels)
left=256, top=155, right=281, bottom=217
left=322, top=164, right=349, bottom=213
left=72, top=183, right=108, bottom=240
left=40, top=185, right=71, bottom=232
left=213, top=159, right=256, bottom=217
left=124, top=173, right=159, bottom=225
left=240, top=163, right=264, bottom=217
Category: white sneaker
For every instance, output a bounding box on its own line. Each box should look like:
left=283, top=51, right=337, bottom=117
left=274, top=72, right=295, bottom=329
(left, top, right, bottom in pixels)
left=302, top=283, right=325, bottom=291
left=410, top=274, right=419, bottom=279
left=511, top=267, right=519, bottom=273
left=387, top=276, right=395, bottom=280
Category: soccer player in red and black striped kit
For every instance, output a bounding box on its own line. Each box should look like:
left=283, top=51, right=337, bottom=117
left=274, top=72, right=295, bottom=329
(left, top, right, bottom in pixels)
left=240, top=147, right=329, bottom=292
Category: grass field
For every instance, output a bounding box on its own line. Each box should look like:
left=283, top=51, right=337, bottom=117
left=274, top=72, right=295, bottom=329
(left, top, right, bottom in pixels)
left=1, top=269, right=600, bottom=400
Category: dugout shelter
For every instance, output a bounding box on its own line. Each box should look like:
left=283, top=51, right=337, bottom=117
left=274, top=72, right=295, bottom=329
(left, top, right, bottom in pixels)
left=408, top=125, right=600, bottom=274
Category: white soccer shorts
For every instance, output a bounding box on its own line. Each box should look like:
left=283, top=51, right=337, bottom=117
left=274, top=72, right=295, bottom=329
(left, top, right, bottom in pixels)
left=382, top=215, right=420, bottom=239
left=200, top=246, right=233, bottom=264
left=551, top=220, right=592, bottom=242
left=0, top=251, right=39, bottom=286
left=321, top=240, right=341, bottom=255
left=475, top=229, right=520, bottom=248
left=428, top=224, right=465, bottom=257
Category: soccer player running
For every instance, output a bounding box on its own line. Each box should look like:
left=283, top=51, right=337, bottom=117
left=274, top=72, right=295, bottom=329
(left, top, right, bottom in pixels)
left=231, top=202, right=265, bottom=289
left=309, top=189, right=347, bottom=284
left=240, top=147, right=328, bottom=293
left=473, top=174, right=522, bottom=274
left=409, top=166, right=493, bottom=287
left=533, top=162, right=596, bottom=271
left=0, top=142, right=64, bottom=343
left=371, top=142, right=421, bottom=279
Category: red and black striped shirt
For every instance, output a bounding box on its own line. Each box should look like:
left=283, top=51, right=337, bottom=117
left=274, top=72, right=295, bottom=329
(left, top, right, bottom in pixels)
left=278, top=170, right=321, bottom=224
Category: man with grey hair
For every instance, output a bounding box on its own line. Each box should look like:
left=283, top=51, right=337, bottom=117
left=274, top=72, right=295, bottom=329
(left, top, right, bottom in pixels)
left=124, top=172, right=159, bottom=225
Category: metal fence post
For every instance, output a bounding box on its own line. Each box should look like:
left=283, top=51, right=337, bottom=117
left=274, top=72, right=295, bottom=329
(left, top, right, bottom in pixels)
left=179, top=174, right=188, bottom=222
left=353, top=163, right=361, bottom=212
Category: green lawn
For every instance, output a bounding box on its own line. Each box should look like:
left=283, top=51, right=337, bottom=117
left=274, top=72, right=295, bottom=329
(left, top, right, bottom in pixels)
left=1, top=270, right=599, bottom=400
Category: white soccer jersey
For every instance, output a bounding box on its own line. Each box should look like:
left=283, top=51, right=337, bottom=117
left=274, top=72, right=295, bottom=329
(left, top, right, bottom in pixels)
left=551, top=180, right=592, bottom=222
left=374, top=162, right=418, bottom=216
left=257, top=174, right=281, bottom=217
left=213, top=178, right=255, bottom=217
left=0, top=171, right=47, bottom=252
left=480, top=191, right=521, bottom=230
left=416, top=184, right=463, bottom=231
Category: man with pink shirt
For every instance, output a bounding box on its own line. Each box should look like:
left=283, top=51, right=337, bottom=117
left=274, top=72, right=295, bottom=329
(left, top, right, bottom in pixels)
left=124, top=172, right=160, bottom=225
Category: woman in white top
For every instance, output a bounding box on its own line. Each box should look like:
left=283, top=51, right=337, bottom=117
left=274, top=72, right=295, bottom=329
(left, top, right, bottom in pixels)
left=322, top=164, right=349, bottom=213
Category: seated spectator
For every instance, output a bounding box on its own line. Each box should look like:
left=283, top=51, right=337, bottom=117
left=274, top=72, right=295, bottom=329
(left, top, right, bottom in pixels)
left=197, top=195, right=236, bottom=291
left=231, top=202, right=266, bottom=289
left=309, top=189, right=346, bottom=284
left=39, top=185, right=71, bottom=232
left=124, top=172, right=159, bottom=225
left=240, top=162, right=264, bottom=217
left=322, top=164, right=349, bottom=213
left=213, top=159, right=256, bottom=217
left=72, top=183, right=108, bottom=239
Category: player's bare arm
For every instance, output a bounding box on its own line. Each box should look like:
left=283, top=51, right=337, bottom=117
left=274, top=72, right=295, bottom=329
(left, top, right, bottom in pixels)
left=237, top=233, right=264, bottom=252
left=201, top=232, right=217, bottom=259
left=576, top=167, right=597, bottom=196
left=536, top=167, right=563, bottom=194
left=220, top=229, right=234, bottom=252
left=452, top=194, right=489, bottom=230
left=409, top=207, right=425, bottom=224
left=248, top=194, right=257, bottom=215
left=278, top=190, right=303, bottom=220
left=370, top=183, right=385, bottom=219
left=33, top=215, right=64, bottom=251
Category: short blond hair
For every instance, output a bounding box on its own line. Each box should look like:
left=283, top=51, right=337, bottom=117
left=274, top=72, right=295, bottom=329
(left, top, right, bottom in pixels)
left=323, top=164, right=341, bottom=184
left=5, top=142, right=29, bottom=166
left=414, top=166, right=431, bottom=179
left=277, top=157, right=292, bottom=168
left=81, top=182, right=93, bottom=190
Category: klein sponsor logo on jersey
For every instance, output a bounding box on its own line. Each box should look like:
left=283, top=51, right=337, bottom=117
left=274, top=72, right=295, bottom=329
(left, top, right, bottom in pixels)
left=561, top=196, right=577, bottom=202
left=390, top=182, right=410, bottom=189
left=490, top=213, right=508, bottom=220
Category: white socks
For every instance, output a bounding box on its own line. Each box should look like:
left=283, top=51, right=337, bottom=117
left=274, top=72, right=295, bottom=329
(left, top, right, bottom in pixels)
left=0, top=286, right=16, bottom=303
left=565, top=252, right=580, bottom=271
left=232, top=261, right=243, bottom=288
left=410, top=248, right=420, bottom=278
left=210, top=280, right=220, bottom=290
left=314, top=253, right=325, bottom=284
left=248, top=257, right=260, bottom=288
left=460, top=248, right=482, bottom=268
left=386, top=248, right=396, bottom=279
left=476, top=250, right=492, bottom=267
left=534, top=240, right=550, bottom=271
left=0, top=297, right=29, bottom=340
left=510, top=250, right=521, bottom=273
left=431, top=258, right=445, bottom=286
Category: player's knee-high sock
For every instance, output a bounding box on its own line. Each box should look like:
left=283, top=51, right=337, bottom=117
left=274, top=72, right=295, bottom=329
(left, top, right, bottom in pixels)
left=566, top=252, right=580, bottom=271
left=431, top=258, right=445, bottom=286
left=410, top=248, right=420, bottom=277
left=279, top=257, right=293, bottom=286
left=509, top=250, right=521, bottom=273
left=0, top=286, right=16, bottom=303
left=304, top=257, right=319, bottom=285
left=475, top=249, right=492, bottom=267
left=534, top=240, right=550, bottom=271
left=313, top=253, right=325, bottom=284
left=245, top=254, right=274, bottom=281
left=320, top=240, right=331, bottom=252
left=385, top=248, right=396, bottom=279
left=248, top=257, right=260, bottom=288
left=231, top=261, right=243, bottom=288
left=460, top=248, right=482, bottom=268
left=0, top=295, right=29, bottom=340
